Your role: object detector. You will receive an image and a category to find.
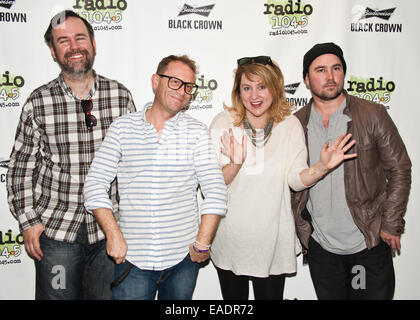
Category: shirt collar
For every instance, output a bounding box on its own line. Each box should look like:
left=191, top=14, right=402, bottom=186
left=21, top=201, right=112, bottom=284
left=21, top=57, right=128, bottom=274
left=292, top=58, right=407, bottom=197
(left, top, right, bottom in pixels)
left=141, top=102, right=185, bottom=126
left=58, top=70, right=98, bottom=100
left=310, top=97, right=347, bottom=121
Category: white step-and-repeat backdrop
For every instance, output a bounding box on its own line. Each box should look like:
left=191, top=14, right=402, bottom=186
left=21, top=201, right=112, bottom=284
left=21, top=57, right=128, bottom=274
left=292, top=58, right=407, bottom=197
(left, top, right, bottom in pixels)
left=0, top=0, right=418, bottom=299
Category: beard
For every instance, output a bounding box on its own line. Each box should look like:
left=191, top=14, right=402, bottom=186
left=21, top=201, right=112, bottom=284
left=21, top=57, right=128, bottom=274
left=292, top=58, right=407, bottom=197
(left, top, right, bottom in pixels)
left=311, top=80, right=344, bottom=101
left=55, top=48, right=95, bottom=78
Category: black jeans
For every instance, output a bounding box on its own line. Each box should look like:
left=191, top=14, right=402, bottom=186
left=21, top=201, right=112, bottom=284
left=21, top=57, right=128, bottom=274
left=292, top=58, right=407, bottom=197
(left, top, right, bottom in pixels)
left=306, top=236, right=395, bottom=300
left=215, top=267, right=285, bottom=300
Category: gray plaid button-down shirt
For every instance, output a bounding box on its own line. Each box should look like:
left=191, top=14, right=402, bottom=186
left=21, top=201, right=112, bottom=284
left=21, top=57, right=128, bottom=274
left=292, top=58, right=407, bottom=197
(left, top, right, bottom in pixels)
left=7, top=71, right=136, bottom=244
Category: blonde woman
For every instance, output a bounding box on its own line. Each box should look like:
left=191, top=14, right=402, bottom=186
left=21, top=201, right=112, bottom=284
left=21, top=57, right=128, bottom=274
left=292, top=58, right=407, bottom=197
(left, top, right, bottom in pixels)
left=209, top=56, right=356, bottom=300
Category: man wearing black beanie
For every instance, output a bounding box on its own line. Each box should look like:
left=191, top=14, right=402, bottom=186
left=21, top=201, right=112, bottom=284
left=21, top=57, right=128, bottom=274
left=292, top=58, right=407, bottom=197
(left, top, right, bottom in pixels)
left=302, top=42, right=347, bottom=79
left=291, top=42, right=411, bottom=300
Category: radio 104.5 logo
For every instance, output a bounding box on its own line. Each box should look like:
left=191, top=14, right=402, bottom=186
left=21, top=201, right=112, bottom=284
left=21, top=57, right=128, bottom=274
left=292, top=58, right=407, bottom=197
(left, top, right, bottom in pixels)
left=263, top=0, right=313, bottom=36
left=187, top=74, right=218, bottom=111
left=0, top=70, right=24, bottom=109
left=0, top=229, right=23, bottom=266
left=73, top=0, right=128, bottom=31
left=346, top=76, right=395, bottom=109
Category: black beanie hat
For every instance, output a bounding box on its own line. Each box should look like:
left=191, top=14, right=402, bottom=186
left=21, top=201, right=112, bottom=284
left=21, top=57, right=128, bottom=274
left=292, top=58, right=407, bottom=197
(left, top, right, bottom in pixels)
left=303, top=42, right=346, bottom=78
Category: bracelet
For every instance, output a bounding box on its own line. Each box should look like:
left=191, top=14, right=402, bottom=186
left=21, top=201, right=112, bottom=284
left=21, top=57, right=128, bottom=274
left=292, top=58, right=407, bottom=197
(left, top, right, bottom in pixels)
left=192, top=244, right=209, bottom=253
left=194, top=240, right=211, bottom=249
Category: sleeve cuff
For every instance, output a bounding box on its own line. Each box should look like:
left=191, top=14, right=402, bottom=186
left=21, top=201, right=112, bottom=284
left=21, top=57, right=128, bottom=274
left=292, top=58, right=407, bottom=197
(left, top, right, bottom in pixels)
left=17, top=209, right=42, bottom=231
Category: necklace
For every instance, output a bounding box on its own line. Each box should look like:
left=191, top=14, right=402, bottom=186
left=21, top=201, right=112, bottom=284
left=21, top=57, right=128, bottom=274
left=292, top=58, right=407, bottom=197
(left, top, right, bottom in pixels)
left=243, top=115, right=274, bottom=146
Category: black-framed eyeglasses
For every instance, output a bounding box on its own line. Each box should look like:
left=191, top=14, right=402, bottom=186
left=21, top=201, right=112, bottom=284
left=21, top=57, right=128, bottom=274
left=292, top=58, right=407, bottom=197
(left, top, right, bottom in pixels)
left=237, top=56, right=274, bottom=67
left=157, top=74, right=198, bottom=95
left=81, top=99, right=97, bottom=129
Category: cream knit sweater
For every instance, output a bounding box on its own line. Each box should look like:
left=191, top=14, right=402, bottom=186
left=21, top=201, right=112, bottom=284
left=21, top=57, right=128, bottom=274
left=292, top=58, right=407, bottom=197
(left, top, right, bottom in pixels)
left=209, top=110, right=308, bottom=277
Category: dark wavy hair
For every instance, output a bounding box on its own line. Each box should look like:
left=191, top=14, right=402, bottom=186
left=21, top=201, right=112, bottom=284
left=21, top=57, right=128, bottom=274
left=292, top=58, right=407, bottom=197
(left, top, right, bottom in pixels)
left=44, top=10, right=94, bottom=48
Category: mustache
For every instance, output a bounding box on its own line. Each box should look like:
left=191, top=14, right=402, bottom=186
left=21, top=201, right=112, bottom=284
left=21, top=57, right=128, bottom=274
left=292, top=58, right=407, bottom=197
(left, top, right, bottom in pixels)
left=64, top=49, right=89, bottom=60
left=324, top=80, right=337, bottom=87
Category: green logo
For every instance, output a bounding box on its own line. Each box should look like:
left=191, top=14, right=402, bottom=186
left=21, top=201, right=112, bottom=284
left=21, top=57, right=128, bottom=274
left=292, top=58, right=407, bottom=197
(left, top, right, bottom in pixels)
left=0, top=71, right=24, bottom=102
left=347, top=76, right=395, bottom=107
left=263, top=0, right=313, bottom=31
left=73, top=0, right=128, bottom=26
left=0, top=230, right=23, bottom=260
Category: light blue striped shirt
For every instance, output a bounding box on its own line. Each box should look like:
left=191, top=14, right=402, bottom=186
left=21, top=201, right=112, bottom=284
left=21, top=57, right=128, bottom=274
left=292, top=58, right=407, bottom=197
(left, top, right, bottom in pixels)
left=84, top=105, right=227, bottom=270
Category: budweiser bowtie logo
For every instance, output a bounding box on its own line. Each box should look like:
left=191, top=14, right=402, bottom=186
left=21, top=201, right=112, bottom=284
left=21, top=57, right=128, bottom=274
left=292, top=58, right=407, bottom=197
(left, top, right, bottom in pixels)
left=284, top=82, right=301, bottom=95
left=0, top=0, right=15, bottom=9
left=359, top=7, right=396, bottom=21
left=0, top=160, right=10, bottom=169
left=178, top=4, right=215, bottom=17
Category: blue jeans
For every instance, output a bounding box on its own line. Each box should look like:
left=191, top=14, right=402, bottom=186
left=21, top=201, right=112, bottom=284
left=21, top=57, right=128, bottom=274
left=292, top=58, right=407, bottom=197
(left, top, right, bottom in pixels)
left=34, top=223, right=114, bottom=300
left=112, top=254, right=200, bottom=300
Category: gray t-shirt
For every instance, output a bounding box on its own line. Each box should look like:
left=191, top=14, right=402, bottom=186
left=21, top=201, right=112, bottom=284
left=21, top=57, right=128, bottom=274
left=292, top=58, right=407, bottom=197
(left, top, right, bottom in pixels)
left=307, top=99, right=366, bottom=254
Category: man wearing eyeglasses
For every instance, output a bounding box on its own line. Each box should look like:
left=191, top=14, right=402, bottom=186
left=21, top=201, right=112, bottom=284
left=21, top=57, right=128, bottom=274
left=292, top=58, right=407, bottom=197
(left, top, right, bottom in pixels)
left=84, top=55, right=227, bottom=300
left=6, top=10, right=136, bottom=300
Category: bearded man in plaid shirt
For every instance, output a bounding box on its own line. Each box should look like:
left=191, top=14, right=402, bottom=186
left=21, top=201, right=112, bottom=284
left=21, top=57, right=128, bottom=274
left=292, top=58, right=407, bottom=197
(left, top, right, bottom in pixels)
left=6, top=10, right=136, bottom=300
